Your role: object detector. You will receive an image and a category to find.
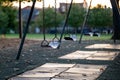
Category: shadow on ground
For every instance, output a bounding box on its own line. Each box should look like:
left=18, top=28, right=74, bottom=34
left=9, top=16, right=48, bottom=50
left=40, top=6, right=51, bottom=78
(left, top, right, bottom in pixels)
left=0, top=40, right=120, bottom=80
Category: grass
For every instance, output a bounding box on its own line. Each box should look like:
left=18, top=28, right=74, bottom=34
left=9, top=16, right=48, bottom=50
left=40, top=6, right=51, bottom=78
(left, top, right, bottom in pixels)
left=0, top=33, right=112, bottom=41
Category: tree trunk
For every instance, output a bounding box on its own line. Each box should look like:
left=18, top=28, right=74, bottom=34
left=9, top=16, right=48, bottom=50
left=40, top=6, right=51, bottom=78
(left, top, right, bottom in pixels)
left=19, top=0, right=22, bottom=39
left=110, top=0, right=120, bottom=42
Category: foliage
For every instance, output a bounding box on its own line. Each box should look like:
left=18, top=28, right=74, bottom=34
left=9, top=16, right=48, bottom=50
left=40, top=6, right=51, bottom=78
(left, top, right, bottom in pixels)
left=68, top=4, right=86, bottom=28
left=36, top=7, right=63, bottom=28
left=1, top=6, right=17, bottom=32
left=0, top=7, right=9, bottom=34
left=0, top=0, right=17, bottom=34
left=88, top=4, right=112, bottom=28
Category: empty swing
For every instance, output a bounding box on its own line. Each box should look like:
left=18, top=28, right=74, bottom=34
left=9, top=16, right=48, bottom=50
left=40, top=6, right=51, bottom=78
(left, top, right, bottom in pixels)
left=64, top=26, right=74, bottom=41
left=41, top=0, right=49, bottom=47
left=63, top=0, right=77, bottom=41
left=49, top=0, right=60, bottom=49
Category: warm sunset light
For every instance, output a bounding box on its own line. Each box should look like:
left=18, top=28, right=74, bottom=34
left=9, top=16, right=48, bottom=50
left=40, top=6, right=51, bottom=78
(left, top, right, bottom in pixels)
left=13, top=0, right=112, bottom=8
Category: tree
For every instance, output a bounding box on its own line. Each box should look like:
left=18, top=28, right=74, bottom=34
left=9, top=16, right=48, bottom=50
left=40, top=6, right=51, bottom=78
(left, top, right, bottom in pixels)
left=88, top=4, right=112, bottom=29
left=68, top=4, right=86, bottom=30
left=110, top=0, right=120, bottom=42
left=2, top=6, right=17, bottom=32
left=0, top=0, right=42, bottom=38
left=0, top=7, right=9, bottom=38
left=36, top=7, right=63, bottom=32
left=0, top=0, right=17, bottom=37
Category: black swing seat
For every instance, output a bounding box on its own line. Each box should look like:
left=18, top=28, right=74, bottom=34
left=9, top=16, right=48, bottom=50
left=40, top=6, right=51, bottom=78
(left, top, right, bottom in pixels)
left=64, top=37, right=73, bottom=41
left=41, top=40, right=50, bottom=47
left=64, top=34, right=77, bottom=41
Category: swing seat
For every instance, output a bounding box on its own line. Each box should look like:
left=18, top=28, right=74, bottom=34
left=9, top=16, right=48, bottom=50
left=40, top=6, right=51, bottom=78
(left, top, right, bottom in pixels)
left=70, top=34, right=77, bottom=41
left=64, top=37, right=73, bottom=41
left=49, top=41, right=60, bottom=49
left=64, top=34, right=77, bottom=41
left=41, top=40, right=50, bottom=47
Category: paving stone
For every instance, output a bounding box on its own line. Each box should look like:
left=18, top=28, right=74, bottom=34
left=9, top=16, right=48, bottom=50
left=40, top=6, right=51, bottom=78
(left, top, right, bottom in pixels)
left=85, top=44, right=120, bottom=49
left=9, top=77, right=50, bottom=80
left=31, top=67, right=68, bottom=73
left=40, top=63, right=75, bottom=68
left=17, top=72, right=59, bottom=77
left=65, top=68, right=100, bottom=74
left=9, top=63, right=75, bottom=80
left=74, top=64, right=107, bottom=70
left=56, top=72, right=98, bottom=77
left=93, top=51, right=118, bottom=56
left=51, top=78, right=69, bottom=80
left=86, top=56, right=114, bottom=60
left=52, top=75, right=98, bottom=80
left=59, top=51, right=96, bottom=59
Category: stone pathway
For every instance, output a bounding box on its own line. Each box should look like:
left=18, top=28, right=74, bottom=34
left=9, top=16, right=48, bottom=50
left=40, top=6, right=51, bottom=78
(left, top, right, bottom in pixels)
left=85, top=43, right=120, bottom=49
left=9, top=62, right=107, bottom=80
left=9, top=44, right=119, bottom=80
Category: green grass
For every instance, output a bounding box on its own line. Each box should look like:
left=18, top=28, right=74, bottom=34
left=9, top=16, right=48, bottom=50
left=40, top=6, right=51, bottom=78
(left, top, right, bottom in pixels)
left=82, top=34, right=112, bottom=40
left=0, top=33, right=112, bottom=40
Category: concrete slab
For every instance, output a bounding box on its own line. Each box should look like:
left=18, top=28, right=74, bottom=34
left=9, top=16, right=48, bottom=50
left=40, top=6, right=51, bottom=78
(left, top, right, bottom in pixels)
left=59, top=50, right=118, bottom=61
left=86, top=56, right=113, bottom=60
left=56, top=72, right=92, bottom=77
left=52, top=74, right=99, bottom=80
left=40, top=63, right=75, bottom=68
left=74, top=64, right=107, bottom=70
left=52, top=77, right=98, bottom=80
left=65, top=68, right=100, bottom=74
left=59, top=51, right=96, bottom=60
left=9, top=63, right=75, bottom=80
left=51, top=78, right=69, bottom=80
left=31, top=67, right=68, bottom=73
left=17, top=72, right=58, bottom=77
left=85, top=44, right=120, bottom=49
left=9, top=77, right=50, bottom=80
left=9, top=62, right=107, bottom=80
left=93, top=52, right=118, bottom=56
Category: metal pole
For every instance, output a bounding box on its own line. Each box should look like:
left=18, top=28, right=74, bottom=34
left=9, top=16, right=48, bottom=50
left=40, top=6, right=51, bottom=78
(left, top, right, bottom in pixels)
left=79, top=0, right=92, bottom=43
left=43, top=0, right=46, bottom=40
left=19, top=0, right=22, bottom=39
left=54, top=0, right=57, bottom=37
left=58, top=0, right=73, bottom=49
left=16, top=0, right=36, bottom=60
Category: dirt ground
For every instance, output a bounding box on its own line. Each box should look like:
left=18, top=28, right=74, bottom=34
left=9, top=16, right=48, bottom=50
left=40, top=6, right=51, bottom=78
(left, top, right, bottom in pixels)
left=0, top=38, right=120, bottom=80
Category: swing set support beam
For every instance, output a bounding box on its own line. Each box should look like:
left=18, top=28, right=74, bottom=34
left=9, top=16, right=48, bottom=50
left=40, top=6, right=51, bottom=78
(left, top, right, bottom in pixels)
left=16, top=0, right=36, bottom=60
left=79, top=0, right=92, bottom=44
left=58, top=0, right=73, bottom=48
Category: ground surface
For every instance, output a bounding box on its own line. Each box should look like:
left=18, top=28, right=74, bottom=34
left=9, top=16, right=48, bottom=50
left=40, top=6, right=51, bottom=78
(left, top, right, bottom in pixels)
left=0, top=38, right=120, bottom=80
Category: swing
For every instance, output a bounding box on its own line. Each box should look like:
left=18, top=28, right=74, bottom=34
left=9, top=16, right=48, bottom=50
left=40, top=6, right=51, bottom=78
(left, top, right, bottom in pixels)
left=49, top=0, right=60, bottom=49
left=64, top=25, right=73, bottom=40
left=63, top=1, right=77, bottom=41
left=41, top=0, right=50, bottom=47
left=79, top=0, right=92, bottom=43
left=64, top=34, right=77, bottom=41
left=57, top=0, right=74, bottom=49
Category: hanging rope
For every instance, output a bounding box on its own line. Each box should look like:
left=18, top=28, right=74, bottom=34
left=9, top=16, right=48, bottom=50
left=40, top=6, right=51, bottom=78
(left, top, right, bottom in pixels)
left=64, top=0, right=74, bottom=41
left=16, top=0, right=36, bottom=60
left=41, top=0, right=49, bottom=47
left=49, top=0, right=60, bottom=49
left=57, top=0, right=73, bottom=49
left=79, top=0, right=92, bottom=43
left=52, top=0, right=59, bottom=41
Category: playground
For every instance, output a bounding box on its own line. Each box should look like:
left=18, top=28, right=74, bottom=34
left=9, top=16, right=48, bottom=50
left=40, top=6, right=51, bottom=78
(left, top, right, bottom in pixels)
left=0, top=38, right=120, bottom=80
left=0, top=0, right=120, bottom=79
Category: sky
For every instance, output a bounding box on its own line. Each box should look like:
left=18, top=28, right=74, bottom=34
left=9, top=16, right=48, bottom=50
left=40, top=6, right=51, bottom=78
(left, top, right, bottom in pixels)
left=13, top=0, right=112, bottom=8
